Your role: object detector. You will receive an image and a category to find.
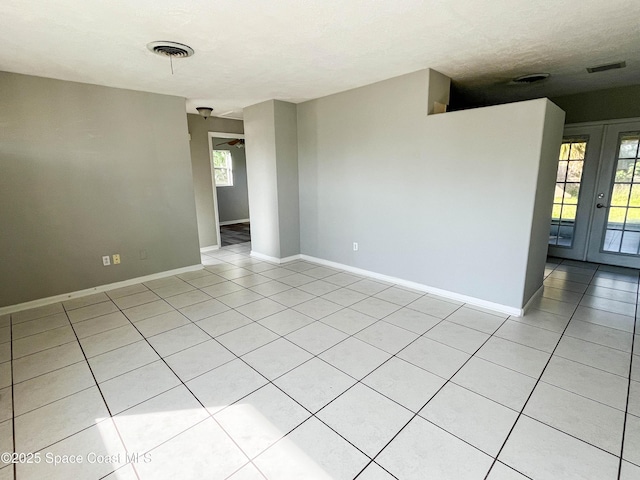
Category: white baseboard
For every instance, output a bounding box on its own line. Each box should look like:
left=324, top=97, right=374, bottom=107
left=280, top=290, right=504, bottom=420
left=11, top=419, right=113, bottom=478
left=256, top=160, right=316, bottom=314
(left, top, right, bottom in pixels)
left=280, top=254, right=302, bottom=264
left=299, top=254, right=523, bottom=317
left=219, top=219, right=250, bottom=226
left=250, top=251, right=301, bottom=264
left=200, top=245, right=220, bottom=252
left=0, top=264, right=204, bottom=315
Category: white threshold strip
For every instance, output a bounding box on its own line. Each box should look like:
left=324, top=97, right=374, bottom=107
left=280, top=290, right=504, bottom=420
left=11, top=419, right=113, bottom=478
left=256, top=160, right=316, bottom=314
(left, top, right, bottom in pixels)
left=0, top=264, right=203, bottom=315
left=251, top=250, right=525, bottom=317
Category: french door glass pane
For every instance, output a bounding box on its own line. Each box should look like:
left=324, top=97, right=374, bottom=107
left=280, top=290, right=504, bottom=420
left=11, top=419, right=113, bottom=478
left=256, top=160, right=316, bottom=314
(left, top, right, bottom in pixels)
left=621, top=231, right=640, bottom=254
left=631, top=185, right=640, bottom=206
left=626, top=207, right=640, bottom=231
left=620, top=136, right=639, bottom=158
left=602, top=132, right=640, bottom=254
left=611, top=184, right=631, bottom=206
left=604, top=230, right=623, bottom=252
left=550, top=138, right=588, bottom=247
left=557, top=162, right=568, bottom=181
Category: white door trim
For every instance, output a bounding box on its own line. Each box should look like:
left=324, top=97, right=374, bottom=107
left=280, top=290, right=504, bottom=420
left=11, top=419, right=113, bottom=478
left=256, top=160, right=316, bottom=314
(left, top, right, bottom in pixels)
left=585, top=121, right=640, bottom=267
left=208, top=132, right=246, bottom=248
left=548, top=125, right=604, bottom=261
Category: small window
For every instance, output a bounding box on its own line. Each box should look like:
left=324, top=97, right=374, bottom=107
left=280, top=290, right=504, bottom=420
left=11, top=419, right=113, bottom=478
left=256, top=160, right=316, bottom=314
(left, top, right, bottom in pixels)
left=212, top=150, right=233, bottom=187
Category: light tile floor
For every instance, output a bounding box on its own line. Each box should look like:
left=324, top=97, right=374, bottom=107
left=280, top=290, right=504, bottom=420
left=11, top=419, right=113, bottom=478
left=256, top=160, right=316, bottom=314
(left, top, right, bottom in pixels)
left=1, top=246, right=639, bottom=479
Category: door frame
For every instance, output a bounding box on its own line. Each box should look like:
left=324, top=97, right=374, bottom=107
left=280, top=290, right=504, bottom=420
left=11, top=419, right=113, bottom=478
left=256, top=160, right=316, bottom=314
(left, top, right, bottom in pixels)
left=208, top=132, right=246, bottom=249
left=585, top=120, right=640, bottom=267
left=550, top=117, right=640, bottom=265
left=547, top=124, right=603, bottom=260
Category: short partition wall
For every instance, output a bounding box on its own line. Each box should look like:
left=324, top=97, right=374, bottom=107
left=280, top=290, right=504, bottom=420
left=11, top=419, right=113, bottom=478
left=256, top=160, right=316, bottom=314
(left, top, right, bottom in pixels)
left=294, top=70, right=565, bottom=312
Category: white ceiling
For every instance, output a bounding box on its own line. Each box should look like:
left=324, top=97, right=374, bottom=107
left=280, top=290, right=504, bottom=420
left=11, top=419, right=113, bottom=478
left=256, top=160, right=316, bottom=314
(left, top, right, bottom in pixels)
left=1, top=0, right=639, bottom=118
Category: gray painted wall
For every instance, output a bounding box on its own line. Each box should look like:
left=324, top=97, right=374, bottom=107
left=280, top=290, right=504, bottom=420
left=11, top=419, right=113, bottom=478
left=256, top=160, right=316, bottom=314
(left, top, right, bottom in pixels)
left=0, top=72, right=201, bottom=307
left=274, top=101, right=301, bottom=258
left=244, top=101, right=280, bottom=258
left=297, top=70, right=563, bottom=309
left=524, top=102, right=566, bottom=303
left=552, top=84, right=640, bottom=124
left=244, top=100, right=300, bottom=259
left=186, top=114, right=244, bottom=248
left=212, top=139, right=250, bottom=223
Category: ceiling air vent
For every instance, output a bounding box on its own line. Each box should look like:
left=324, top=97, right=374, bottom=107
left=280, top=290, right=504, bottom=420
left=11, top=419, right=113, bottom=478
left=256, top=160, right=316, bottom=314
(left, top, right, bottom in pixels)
left=587, top=61, right=626, bottom=73
left=146, top=41, right=194, bottom=58
left=510, top=73, right=550, bottom=84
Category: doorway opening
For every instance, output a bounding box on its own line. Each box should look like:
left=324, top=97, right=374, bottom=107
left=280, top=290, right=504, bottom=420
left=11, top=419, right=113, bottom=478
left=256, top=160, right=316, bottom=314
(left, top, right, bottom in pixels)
left=548, top=119, right=640, bottom=269
left=207, top=132, right=250, bottom=248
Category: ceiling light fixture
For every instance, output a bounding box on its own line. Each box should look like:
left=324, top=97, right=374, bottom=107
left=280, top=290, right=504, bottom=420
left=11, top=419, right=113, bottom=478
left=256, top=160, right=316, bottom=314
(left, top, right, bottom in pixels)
left=146, top=41, right=194, bottom=74
left=196, top=107, right=214, bottom=120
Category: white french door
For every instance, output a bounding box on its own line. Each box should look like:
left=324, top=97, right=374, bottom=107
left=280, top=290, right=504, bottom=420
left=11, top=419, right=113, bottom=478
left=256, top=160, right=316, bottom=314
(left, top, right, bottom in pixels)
left=549, top=120, right=640, bottom=269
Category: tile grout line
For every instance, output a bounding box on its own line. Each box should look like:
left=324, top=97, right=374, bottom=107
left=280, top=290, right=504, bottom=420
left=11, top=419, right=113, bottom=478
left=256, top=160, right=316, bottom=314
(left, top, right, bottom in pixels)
left=189, top=285, right=413, bottom=469
left=550, top=352, right=632, bottom=380
left=569, top=316, right=636, bottom=336
left=562, top=328, right=634, bottom=354
left=11, top=261, right=393, bottom=418
left=484, top=258, right=575, bottom=478
left=12, top=385, right=96, bottom=419
left=97, top=251, right=534, bottom=477
left=483, top=259, right=627, bottom=480
left=531, top=378, right=630, bottom=414
left=60, top=303, right=141, bottom=480
left=107, top=297, right=272, bottom=480
left=516, top=410, right=626, bottom=458
left=142, top=261, right=454, bottom=475
left=9, top=249, right=635, bottom=479
left=111, top=256, right=439, bottom=351
left=616, top=268, right=639, bottom=480
left=159, top=265, right=430, bottom=388
left=352, top=308, right=511, bottom=478
left=226, top=258, right=616, bottom=476
left=2, top=250, right=249, bottom=475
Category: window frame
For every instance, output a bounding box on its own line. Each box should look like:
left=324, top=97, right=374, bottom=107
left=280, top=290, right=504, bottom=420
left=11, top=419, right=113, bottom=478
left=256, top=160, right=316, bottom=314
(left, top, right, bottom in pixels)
left=212, top=149, right=234, bottom=187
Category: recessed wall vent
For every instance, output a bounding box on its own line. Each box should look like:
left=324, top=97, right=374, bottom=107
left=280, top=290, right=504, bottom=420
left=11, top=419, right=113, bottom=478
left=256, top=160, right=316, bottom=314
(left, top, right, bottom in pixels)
left=510, top=73, right=550, bottom=84
left=587, top=61, right=626, bottom=73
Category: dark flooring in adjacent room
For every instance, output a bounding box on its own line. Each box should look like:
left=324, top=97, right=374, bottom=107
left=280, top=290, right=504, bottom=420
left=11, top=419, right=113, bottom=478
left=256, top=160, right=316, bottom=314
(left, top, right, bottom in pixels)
left=220, top=222, right=251, bottom=246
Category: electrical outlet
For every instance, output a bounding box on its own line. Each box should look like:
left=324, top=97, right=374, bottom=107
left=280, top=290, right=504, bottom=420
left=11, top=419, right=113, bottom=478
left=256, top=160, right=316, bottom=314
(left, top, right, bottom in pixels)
left=113, top=254, right=121, bottom=265
left=353, top=242, right=359, bottom=251
left=102, top=255, right=111, bottom=266
left=139, top=249, right=147, bottom=260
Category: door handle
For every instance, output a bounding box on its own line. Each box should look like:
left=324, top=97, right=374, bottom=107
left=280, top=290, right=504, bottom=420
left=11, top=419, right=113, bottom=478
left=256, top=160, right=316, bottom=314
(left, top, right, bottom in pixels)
left=596, top=203, right=609, bottom=208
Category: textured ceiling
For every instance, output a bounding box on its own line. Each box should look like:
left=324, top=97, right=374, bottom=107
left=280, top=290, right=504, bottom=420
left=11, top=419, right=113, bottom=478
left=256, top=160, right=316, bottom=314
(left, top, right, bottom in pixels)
left=1, top=0, right=639, bottom=118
